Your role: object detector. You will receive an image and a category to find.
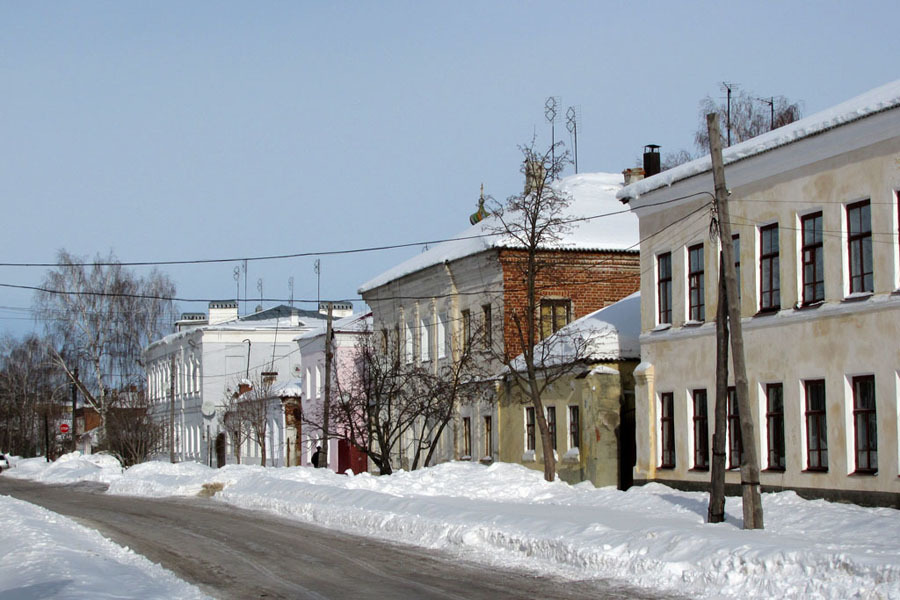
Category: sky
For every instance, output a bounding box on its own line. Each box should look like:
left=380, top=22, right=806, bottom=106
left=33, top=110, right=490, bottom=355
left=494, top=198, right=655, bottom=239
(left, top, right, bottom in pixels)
left=2, top=1, right=899, bottom=339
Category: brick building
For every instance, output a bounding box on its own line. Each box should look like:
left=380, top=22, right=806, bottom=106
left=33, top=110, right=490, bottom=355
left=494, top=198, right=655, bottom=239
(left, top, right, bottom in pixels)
left=359, top=172, right=640, bottom=469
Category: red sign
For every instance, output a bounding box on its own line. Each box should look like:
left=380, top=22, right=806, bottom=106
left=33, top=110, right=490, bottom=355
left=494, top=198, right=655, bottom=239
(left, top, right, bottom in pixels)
left=60, top=423, right=70, bottom=434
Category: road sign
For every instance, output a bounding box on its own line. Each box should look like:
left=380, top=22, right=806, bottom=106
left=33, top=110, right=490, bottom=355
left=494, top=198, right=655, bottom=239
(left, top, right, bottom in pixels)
left=60, top=423, right=70, bottom=434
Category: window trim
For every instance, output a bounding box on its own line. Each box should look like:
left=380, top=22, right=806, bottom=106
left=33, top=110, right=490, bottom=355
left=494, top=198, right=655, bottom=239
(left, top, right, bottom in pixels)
left=727, top=386, right=742, bottom=470
left=765, top=383, right=785, bottom=471
left=688, top=243, right=705, bottom=322
left=801, top=211, right=825, bottom=305
left=483, top=415, right=493, bottom=458
left=759, top=223, right=780, bottom=312
left=462, top=416, right=472, bottom=458
left=659, top=392, right=675, bottom=469
left=540, top=298, right=572, bottom=340
left=846, top=200, right=873, bottom=295
left=692, top=389, right=709, bottom=471
left=851, top=375, right=877, bottom=474
left=568, top=405, right=580, bottom=449
left=804, top=379, right=828, bottom=472
left=657, top=252, right=672, bottom=325
left=546, top=406, right=557, bottom=451
left=525, top=407, right=535, bottom=451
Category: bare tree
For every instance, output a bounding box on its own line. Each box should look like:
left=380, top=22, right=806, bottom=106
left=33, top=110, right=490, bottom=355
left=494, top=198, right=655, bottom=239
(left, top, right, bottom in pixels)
left=104, top=387, right=165, bottom=467
left=695, top=89, right=802, bottom=152
left=487, top=141, right=599, bottom=483
left=220, top=384, right=248, bottom=465
left=35, top=250, right=176, bottom=444
left=239, top=376, right=275, bottom=467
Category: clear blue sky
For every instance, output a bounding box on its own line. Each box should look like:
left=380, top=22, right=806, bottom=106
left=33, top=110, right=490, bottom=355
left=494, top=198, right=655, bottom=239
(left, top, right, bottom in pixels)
left=2, top=1, right=898, bottom=338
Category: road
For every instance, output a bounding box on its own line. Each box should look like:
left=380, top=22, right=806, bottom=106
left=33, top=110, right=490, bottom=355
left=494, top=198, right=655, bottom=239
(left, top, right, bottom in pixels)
left=1, top=478, right=680, bottom=600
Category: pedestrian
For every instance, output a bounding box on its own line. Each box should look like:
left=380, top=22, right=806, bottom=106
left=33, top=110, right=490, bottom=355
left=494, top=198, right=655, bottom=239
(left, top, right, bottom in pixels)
left=311, top=445, right=323, bottom=468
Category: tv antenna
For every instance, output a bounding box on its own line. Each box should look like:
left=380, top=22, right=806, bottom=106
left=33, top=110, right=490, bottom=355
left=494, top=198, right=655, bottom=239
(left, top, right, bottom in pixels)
left=233, top=266, right=241, bottom=306
left=257, top=278, right=263, bottom=309
left=545, top=96, right=559, bottom=167
left=288, top=276, right=295, bottom=307
left=313, top=259, right=321, bottom=306
left=566, top=106, right=580, bottom=174
left=720, top=82, right=738, bottom=146
left=757, top=96, right=775, bottom=130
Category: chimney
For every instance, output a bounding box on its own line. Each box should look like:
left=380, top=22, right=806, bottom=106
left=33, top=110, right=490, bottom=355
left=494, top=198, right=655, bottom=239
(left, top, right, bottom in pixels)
left=622, top=167, right=645, bottom=186
left=643, top=144, right=661, bottom=177
left=208, top=300, right=239, bottom=325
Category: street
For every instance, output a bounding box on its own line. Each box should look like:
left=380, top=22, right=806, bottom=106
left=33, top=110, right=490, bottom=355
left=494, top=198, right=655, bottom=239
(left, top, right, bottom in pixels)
left=1, top=478, right=678, bottom=600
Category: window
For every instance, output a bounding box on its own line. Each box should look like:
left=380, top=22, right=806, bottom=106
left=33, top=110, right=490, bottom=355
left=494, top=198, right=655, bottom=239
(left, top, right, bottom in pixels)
left=540, top=299, right=571, bottom=339
left=852, top=375, right=877, bottom=473
left=525, top=407, right=535, bottom=451
left=420, top=317, right=432, bottom=362
left=380, top=329, right=389, bottom=354
left=657, top=252, right=672, bottom=324
left=461, top=309, right=472, bottom=354
left=847, top=200, right=873, bottom=294
left=437, top=313, right=449, bottom=359
left=404, top=322, right=413, bottom=364
left=484, top=416, right=493, bottom=457
left=804, top=379, right=828, bottom=471
left=765, top=383, right=785, bottom=470
left=688, top=244, right=705, bottom=321
left=660, top=392, right=675, bottom=468
left=801, top=212, right=824, bottom=304
left=692, top=389, right=709, bottom=470
left=732, top=234, right=741, bottom=300
left=482, top=304, right=492, bottom=350
left=568, top=406, right=580, bottom=449
left=546, top=406, right=557, bottom=451
left=727, top=387, right=742, bottom=469
left=462, top=417, right=471, bottom=458
left=759, top=224, right=780, bottom=311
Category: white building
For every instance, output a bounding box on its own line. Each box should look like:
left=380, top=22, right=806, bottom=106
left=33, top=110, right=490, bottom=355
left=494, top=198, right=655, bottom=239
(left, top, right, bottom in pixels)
left=617, top=80, right=900, bottom=506
left=143, top=302, right=327, bottom=466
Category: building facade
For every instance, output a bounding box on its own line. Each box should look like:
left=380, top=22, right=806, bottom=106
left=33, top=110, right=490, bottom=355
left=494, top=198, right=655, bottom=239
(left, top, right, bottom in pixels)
left=618, top=80, right=900, bottom=506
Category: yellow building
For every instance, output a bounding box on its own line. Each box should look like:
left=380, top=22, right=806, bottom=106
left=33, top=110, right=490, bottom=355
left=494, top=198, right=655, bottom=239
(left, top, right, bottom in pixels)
left=498, top=293, right=640, bottom=488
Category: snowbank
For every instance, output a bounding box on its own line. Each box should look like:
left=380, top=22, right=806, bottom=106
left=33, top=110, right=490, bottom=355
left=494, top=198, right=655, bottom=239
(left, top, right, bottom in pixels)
left=10, top=456, right=900, bottom=599
left=0, top=494, right=208, bottom=599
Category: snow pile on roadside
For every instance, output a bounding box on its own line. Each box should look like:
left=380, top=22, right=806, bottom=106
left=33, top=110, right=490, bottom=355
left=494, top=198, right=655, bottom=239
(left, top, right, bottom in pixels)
left=15, top=457, right=900, bottom=599
left=0, top=494, right=209, bottom=599
left=6, top=452, right=123, bottom=484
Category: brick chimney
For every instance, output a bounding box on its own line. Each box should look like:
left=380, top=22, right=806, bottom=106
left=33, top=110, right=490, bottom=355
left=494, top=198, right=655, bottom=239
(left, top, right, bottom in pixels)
left=208, top=300, right=239, bottom=325
left=623, top=167, right=645, bottom=186
left=643, top=144, right=661, bottom=177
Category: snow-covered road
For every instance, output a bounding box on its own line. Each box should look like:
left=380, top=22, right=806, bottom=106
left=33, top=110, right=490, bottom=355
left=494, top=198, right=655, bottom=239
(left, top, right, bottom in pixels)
left=3, top=453, right=899, bottom=599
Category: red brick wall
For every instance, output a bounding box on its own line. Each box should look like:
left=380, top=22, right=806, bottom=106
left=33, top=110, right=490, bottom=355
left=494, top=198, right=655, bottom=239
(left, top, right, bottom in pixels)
left=498, top=248, right=641, bottom=358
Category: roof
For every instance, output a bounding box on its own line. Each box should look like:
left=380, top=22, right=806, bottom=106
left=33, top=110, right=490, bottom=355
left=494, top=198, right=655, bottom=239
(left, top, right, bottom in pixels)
left=269, top=378, right=303, bottom=398
left=359, top=172, right=639, bottom=294
left=241, top=305, right=325, bottom=322
left=506, top=292, right=641, bottom=372
left=617, top=79, right=900, bottom=202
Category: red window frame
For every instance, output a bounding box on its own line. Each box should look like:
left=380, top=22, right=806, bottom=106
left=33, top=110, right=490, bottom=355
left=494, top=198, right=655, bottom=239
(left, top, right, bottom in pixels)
left=688, top=244, right=705, bottom=321
left=692, top=389, right=709, bottom=470
left=765, top=383, right=785, bottom=471
left=759, top=223, right=780, bottom=312
left=727, top=386, right=742, bottom=469
left=657, top=252, right=672, bottom=324
left=847, top=200, right=873, bottom=294
left=804, top=379, right=828, bottom=471
left=852, top=375, right=877, bottom=473
left=801, top=212, right=824, bottom=304
left=660, top=392, right=675, bottom=468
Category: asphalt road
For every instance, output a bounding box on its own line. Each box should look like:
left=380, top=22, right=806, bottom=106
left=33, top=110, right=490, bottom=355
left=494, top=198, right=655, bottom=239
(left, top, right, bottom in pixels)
left=1, top=478, right=680, bottom=600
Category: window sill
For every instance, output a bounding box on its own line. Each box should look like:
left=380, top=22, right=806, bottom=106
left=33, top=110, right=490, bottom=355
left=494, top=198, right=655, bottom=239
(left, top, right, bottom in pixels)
left=764, top=467, right=786, bottom=473
left=690, top=466, right=709, bottom=472
left=460, top=455, right=472, bottom=461
left=522, top=450, right=536, bottom=462
left=651, top=323, right=672, bottom=333
left=803, top=467, right=829, bottom=473
left=683, top=320, right=704, bottom=328
left=794, top=300, right=824, bottom=311
left=754, top=307, right=780, bottom=318
left=562, top=448, right=580, bottom=462
left=850, top=469, right=877, bottom=476
left=842, top=291, right=873, bottom=303
left=658, top=464, right=675, bottom=470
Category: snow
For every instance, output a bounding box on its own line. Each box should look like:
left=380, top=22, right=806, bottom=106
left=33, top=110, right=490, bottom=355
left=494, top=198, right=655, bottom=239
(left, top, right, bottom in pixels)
left=507, top=291, right=641, bottom=372
left=617, top=79, right=900, bottom=201
left=0, top=493, right=209, bottom=599
left=359, top=172, right=638, bottom=293
left=6, top=453, right=899, bottom=599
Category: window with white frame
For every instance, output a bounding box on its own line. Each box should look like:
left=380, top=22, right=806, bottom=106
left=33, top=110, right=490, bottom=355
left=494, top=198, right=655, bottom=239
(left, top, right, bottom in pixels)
left=852, top=375, right=877, bottom=473
left=688, top=244, right=705, bottom=321
left=420, top=316, right=432, bottom=362
left=847, top=200, right=873, bottom=294
left=692, top=389, right=709, bottom=470
left=657, top=252, right=672, bottom=324
left=759, top=223, right=780, bottom=312
left=801, top=211, right=825, bottom=304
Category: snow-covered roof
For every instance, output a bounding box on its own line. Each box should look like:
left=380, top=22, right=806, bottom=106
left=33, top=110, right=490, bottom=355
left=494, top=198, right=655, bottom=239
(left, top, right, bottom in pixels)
left=359, top=172, right=638, bottom=294
left=507, top=292, right=641, bottom=373
left=294, top=312, right=372, bottom=341
left=269, top=378, right=304, bottom=398
left=617, top=79, right=900, bottom=202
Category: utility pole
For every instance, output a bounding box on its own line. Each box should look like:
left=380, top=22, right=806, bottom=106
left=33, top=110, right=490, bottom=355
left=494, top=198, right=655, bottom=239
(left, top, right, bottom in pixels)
left=169, top=353, right=176, bottom=463
left=321, top=302, right=333, bottom=469
left=707, top=113, right=764, bottom=529
left=708, top=258, right=729, bottom=523
left=71, top=367, right=78, bottom=453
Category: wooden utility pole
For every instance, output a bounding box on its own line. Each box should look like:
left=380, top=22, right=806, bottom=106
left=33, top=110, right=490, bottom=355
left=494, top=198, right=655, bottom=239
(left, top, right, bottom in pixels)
left=321, top=302, right=333, bottom=469
left=708, top=258, right=729, bottom=523
left=707, top=113, right=764, bottom=529
left=71, top=367, right=79, bottom=453
left=169, top=353, right=176, bottom=463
